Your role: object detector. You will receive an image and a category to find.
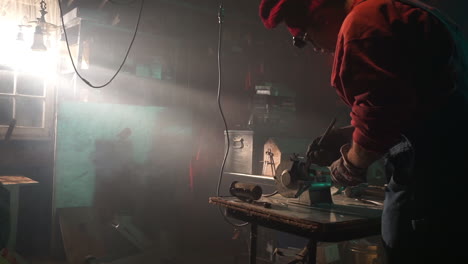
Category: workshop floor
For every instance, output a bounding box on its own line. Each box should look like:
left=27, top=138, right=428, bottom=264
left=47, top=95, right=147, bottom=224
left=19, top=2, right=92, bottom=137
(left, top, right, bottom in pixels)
left=26, top=255, right=237, bottom=264
left=25, top=249, right=240, bottom=264
left=26, top=258, right=67, bottom=264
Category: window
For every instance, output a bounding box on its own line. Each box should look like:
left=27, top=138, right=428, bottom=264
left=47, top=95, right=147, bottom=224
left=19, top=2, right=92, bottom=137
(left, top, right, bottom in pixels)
left=0, top=64, right=55, bottom=140
left=0, top=0, right=58, bottom=140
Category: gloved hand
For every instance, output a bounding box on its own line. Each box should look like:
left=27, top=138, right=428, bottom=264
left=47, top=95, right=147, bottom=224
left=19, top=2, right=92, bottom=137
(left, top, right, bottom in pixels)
left=329, top=143, right=367, bottom=186
left=306, top=126, right=354, bottom=166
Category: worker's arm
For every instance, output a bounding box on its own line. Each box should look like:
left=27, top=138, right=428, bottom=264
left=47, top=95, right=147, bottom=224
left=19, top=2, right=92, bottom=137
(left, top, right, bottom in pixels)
left=329, top=140, right=384, bottom=186
left=347, top=140, right=382, bottom=168
left=306, top=125, right=355, bottom=166
left=329, top=31, right=418, bottom=187
left=333, top=33, right=418, bottom=153
left=330, top=36, right=412, bottom=185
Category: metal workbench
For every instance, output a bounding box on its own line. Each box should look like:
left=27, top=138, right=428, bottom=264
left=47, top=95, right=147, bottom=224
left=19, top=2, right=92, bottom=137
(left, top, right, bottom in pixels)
left=210, top=194, right=383, bottom=264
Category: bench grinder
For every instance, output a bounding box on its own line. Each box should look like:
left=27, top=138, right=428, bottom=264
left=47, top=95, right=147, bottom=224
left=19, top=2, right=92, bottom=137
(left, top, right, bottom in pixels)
left=275, top=157, right=333, bottom=206
left=274, top=119, right=336, bottom=206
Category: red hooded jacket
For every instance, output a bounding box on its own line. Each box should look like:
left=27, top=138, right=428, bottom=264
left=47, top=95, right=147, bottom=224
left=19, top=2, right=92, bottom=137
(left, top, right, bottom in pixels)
left=332, top=0, right=455, bottom=152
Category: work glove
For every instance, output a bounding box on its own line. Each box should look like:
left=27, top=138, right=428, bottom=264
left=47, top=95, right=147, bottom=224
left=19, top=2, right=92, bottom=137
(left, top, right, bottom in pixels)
left=306, top=127, right=353, bottom=166
left=329, top=143, right=367, bottom=186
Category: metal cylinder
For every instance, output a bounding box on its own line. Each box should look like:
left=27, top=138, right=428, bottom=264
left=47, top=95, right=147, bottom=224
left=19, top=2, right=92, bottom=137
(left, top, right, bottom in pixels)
left=229, top=181, right=263, bottom=201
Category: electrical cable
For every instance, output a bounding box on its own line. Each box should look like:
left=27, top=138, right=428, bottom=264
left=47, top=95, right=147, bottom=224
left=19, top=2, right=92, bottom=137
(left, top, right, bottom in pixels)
left=215, top=3, right=249, bottom=228
left=108, top=0, right=138, bottom=5
left=58, top=0, right=144, bottom=89
left=262, top=190, right=278, bottom=197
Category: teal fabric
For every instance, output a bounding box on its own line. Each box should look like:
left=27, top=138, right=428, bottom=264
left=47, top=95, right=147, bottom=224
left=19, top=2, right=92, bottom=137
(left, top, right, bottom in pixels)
left=55, top=102, right=166, bottom=208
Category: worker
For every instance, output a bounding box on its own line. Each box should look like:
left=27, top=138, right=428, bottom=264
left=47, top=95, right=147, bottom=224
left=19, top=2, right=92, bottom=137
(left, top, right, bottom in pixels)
left=259, top=0, right=468, bottom=263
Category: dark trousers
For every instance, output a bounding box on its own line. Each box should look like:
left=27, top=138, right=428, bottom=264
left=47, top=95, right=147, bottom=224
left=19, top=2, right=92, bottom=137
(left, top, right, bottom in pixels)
left=382, top=91, right=468, bottom=263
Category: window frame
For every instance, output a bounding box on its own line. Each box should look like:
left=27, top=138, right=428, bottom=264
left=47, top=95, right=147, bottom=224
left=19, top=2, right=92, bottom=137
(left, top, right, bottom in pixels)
left=0, top=67, right=55, bottom=140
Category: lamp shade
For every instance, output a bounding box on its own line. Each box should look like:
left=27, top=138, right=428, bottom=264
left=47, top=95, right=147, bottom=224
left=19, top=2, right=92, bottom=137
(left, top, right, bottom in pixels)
left=16, top=31, right=24, bottom=41
left=31, top=25, right=47, bottom=51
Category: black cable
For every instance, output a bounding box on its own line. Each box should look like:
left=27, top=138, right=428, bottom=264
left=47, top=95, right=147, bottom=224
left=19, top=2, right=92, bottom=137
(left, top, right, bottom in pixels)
left=215, top=3, right=249, bottom=228
left=58, top=0, right=144, bottom=89
left=108, top=0, right=138, bottom=5
left=262, top=190, right=278, bottom=197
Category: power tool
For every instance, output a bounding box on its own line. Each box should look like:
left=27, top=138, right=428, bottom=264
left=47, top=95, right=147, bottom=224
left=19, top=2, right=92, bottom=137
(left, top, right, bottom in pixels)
left=274, top=119, right=336, bottom=206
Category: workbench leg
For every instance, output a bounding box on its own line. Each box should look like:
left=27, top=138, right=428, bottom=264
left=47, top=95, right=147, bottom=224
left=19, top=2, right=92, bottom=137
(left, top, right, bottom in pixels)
left=4, top=185, right=28, bottom=264
left=5, top=185, right=19, bottom=249
left=249, top=224, right=257, bottom=264
left=307, top=240, right=317, bottom=264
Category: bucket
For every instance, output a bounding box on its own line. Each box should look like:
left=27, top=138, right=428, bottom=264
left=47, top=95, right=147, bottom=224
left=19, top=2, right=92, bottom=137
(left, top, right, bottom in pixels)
left=345, top=237, right=383, bottom=264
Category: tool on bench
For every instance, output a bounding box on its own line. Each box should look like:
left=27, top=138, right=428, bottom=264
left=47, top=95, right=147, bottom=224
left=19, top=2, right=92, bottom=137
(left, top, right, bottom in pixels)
left=230, top=181, right=262, bottom=201
left=229, top=181, right=272, bottom=208
left=344, top=184, right=385, bottom=206
left=274, top=118, right=336, bottom=206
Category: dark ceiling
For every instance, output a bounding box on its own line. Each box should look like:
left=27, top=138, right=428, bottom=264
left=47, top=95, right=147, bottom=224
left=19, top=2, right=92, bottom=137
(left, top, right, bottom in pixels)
left=59, top=0, right=468, bottom=35
left=59, top=0, right=276, bottom=42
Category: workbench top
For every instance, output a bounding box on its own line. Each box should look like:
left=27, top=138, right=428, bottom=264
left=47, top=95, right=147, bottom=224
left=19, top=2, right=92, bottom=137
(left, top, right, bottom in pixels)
left=0, top=176, right=38, bottom=186
left=210, top=194, right=383, bottom=242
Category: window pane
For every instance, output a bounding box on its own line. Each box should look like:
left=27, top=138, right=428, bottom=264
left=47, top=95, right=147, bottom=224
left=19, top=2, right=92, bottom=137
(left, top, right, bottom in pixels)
left=0, top=96, right=13, bottom=125
left=15, top=97, right=44, bottom=127
left=16, top=74, right=45, bottom=96
left=0, top=69, right=14, bottom=94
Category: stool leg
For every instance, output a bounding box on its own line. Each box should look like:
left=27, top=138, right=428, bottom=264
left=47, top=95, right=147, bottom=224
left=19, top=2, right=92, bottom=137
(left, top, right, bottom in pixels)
left=5, top=185, right=19, bottom=249
left=250, top=224, right=258, bottom=264
left=307, top=240, right=317, bottom=264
